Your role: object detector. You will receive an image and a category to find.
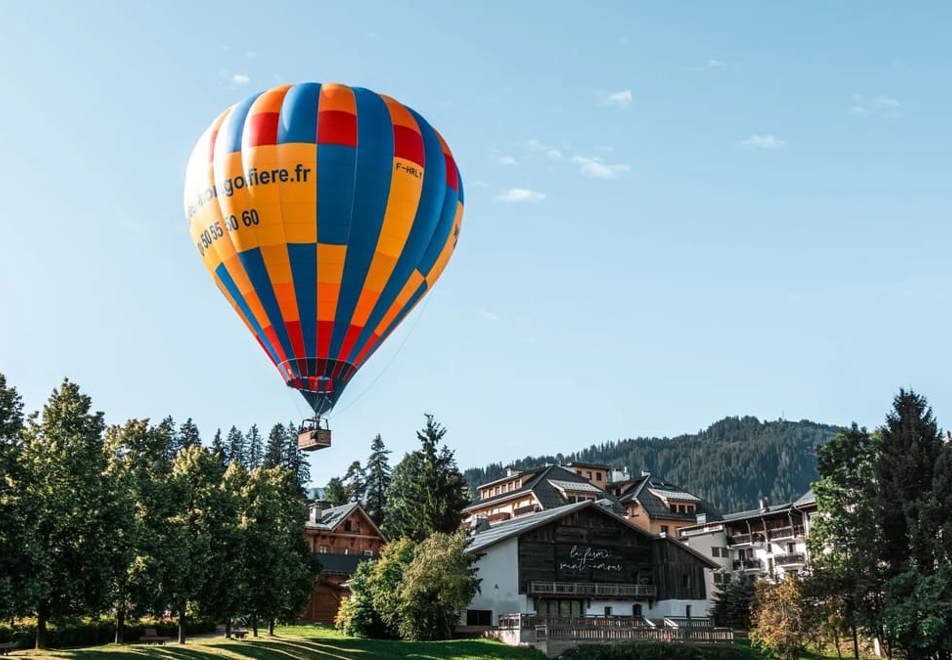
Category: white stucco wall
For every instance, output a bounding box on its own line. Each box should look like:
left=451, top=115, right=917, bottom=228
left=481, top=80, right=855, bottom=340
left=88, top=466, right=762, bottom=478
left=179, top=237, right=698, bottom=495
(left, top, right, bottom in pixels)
left=645, top=599, right=712, bottom=618
left=679, top=526, right=729, bottom=614
left=464, top=538, right=527, bottom=624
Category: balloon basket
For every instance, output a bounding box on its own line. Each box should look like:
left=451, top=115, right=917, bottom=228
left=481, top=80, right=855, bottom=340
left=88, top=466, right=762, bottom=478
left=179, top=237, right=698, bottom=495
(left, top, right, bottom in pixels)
left=298, top=418, right=331, bottom=452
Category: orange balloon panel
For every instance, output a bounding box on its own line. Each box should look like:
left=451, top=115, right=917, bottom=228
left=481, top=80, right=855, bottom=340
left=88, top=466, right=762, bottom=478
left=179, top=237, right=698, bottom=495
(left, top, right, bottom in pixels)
left=183, top=83, right=463, bottom=414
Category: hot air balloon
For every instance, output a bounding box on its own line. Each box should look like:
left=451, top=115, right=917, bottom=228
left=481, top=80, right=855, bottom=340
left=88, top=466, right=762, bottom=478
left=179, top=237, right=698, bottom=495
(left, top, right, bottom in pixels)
left=183, top=83, right=463, bottom=450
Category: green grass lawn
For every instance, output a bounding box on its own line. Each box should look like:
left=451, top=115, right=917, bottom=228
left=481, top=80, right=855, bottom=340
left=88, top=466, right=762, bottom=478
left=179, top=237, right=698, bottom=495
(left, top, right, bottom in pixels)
left=8, top=624, right=545, bottom=659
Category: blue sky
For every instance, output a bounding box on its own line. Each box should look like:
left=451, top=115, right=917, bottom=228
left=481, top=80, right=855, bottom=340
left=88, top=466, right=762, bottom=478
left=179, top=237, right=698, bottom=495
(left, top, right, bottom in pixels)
left=1, top=2, right=949, bottom=486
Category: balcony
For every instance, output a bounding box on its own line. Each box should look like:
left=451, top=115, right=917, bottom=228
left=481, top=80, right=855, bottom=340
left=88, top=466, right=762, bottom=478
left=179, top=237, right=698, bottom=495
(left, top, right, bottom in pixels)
left=733, top=559, right=763, bottom=571
left=513, top=503, right=541, bottom=517
left=528, top=581, right=657, bottom=599
left=487, top=511, right=511, bottom=523
left=769, top=525, right=805, bottom=541
left=728, top=532, right=765, bottom=547
left=774, top=552, right=806, bottom=566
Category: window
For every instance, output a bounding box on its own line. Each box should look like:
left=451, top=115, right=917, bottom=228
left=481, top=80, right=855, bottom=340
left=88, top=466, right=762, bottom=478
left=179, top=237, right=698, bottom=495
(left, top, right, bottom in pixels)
left=319, top=546, right=328, bottom=554
left=711, top=547, right=720, bottom=558
left=586, top=471, right=592, bottom=479
left=787, top=542, right=796, bottom=553
left=344, top=520, right=352, bottom=532
left=343, top=548, right=349, bottom=555
left=604, top=606, right=612, bottom=617
left=466, top=610, right=492, bottom=626
left=596, top=472, right=603, bottom=481
left=681, top=574, right=690, bottom=588
left=661, top=525, right=669, bottom=534
left=363, top=549, right=374, bottom=557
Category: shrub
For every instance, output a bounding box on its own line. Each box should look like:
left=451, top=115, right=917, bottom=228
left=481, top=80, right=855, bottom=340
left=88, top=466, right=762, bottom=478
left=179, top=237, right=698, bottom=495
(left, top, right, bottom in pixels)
left=559, top=642, right=757, bottom=660
left=0, top=617, right=216, bottom=649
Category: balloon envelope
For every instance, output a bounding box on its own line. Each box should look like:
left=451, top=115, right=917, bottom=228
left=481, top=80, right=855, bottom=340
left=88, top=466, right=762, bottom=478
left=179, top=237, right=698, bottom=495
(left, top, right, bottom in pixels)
left=183, top=83, right=463, bottom=415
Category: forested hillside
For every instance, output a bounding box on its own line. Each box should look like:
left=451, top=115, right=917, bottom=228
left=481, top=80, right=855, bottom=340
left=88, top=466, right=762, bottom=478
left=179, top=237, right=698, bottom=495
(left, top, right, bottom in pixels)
left=463, top=416, right=841, bottom=513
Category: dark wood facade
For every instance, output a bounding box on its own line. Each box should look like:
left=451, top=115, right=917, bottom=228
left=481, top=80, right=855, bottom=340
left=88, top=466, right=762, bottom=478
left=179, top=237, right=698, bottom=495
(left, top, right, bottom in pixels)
left=514, top=506, right=709, bottom=601
left=518, top=507, right=654, bottom=592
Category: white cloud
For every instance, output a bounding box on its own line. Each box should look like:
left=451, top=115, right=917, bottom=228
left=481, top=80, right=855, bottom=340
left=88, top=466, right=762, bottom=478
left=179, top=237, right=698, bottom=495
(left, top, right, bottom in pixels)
left=477, top=307, right=500, bottom=321
left=849, top=94, right=901, bottom=115
left=872, top=95, right=900, bottom=109
left=682, top=59, right=727, bottom=72
left=742, top=134, right=785, bottom=150
left=496, top=188, right=546, bottom=203
left=231, top=74, right=250, bottom=85
left=545, top=148, right=564, bottom=161
left=599, top=89, right=634, bottom=108
left=497, top=155, right=518, bottom=166
left=572, top=156, right=631, bottom=179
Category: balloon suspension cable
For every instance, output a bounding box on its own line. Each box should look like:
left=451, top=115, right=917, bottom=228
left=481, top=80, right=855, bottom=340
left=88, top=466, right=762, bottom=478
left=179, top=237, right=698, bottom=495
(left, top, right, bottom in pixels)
left=328, top=295, right=432, bottom=420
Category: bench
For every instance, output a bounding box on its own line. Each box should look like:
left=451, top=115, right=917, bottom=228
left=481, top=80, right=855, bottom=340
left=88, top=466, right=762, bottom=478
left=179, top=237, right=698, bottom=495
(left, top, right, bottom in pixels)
left=0, top=642, right=21, bottom=656
left=140, top=628, right=172, bottom=645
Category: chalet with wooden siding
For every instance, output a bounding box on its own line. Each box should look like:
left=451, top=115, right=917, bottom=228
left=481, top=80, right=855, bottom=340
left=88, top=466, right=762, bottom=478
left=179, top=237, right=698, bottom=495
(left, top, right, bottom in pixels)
left=610, top=472, right=719, bottom=536
left=463, top=500, right=718, bottom=628
left=463, top=465, right=618, bottom=526
left=300, top=502, right=386, bottom=623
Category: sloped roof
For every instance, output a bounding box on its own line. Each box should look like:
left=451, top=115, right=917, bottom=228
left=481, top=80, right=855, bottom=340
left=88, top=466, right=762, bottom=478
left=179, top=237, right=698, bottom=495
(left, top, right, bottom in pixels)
left=721, top=502, right=791, bottom=522
left=464, top=465, right=606, bottom=513
left=793, top=489, right=816, bottom=508
left=616, top=474, right=718, bottom=522
left=467, top=499, right=718, bottom=570
left=648, top=487, right=701, bottom=503
left=548, top=479, right=605, bottom=494
left=305, top=501, right=387, bottom=539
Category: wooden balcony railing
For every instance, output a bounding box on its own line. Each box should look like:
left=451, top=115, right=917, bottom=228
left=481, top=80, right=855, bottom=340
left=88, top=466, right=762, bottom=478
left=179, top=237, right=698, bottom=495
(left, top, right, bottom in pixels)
left=664, top=617, right=715, bottom=629
left=487, top=511, right=511, bottom=523
left=769, top=525, right=805, bottom=540
left=528, top=581, right=657, bottom=598
left=733, top=559, right=763, bottom=571
left=498, top=613, right=656, bottom=630
left=728, top=532, right=765, bottom=546
left=535, top=622, right=734, bottom=644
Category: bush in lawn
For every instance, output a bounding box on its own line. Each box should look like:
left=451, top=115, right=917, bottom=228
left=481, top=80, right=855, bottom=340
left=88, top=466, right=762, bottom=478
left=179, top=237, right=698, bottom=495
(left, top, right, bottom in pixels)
left=558, top=643, right=756, bottom=659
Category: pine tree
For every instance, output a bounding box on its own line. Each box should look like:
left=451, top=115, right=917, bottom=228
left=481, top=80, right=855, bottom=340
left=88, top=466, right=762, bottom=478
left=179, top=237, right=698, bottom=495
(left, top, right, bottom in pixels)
left=157, top=415, right=177, bottom=462
left=343, top=460, right=366, bottom=503
left=264, top=423, right=286, bottom=468
left=364, top=434, right=392, bottom=527
left=225, top=426, right=245, bottom=468
left=874, top=389, right=944, bottom=576
left=928, top=442, right=952, bottom=565
left=246, top=424, right=263, bottom=469
left=210, top=428, right=225, bottom=463
left=176, top=418, right=202, bottom=454
left=325, top=477, right=348, bottom=506
left=283, top=421, right=310, bottom=493
left=383, top=414, right=469, bottom=542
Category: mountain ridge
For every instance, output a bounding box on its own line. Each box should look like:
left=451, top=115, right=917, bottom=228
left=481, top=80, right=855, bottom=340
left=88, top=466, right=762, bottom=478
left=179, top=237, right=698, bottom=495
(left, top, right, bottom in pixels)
left=462, top=416, right=841, bottom=513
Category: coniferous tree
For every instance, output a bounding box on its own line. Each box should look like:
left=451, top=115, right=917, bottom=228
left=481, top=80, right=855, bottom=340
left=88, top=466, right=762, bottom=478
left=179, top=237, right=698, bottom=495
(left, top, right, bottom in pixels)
left=383, top=414, right=469, bottom=542
left=176, top=418, right=202, bottom=454
left=246, top=424, right=263, bottom=469
left=928, top=442, right=952, bottom=565
left=157, top=415, right=177, bottom=462
left=210, top=428, right=225, bottom=463
left=225, top=425, right=245, bottom=468
left=364, top=434, right=392, bottom=527
left=343, top=460, right=366, bottom=503
left=325, top=477, right=348, bottom=506
left=283, top=421, right=310, bottom=493
left=18, top=380, right=113, bottom=648
left=264, top=423, right=286, bottom=468
left=874, top=389, right=944, bottom=576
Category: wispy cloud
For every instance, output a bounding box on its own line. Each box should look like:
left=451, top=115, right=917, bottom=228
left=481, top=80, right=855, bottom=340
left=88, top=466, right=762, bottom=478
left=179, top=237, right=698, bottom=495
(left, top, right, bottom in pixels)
left=477, top=307, right=500, bottom=321
left=496, top=188, right=546, bottom=203
left=231, top=74, right=250, bottom=85
left=525, top=139, right=630, bottom=179
left=598, top=89, right=634, bottom=108
left=572, top=156, right=631, bottom=179
left=850, top=94, right=901, bottom=115
left=682, top=59, right=727, bottom=72
left=741, top=134, right=785, bottom=150
left=496, top=155, right=518, bottom=166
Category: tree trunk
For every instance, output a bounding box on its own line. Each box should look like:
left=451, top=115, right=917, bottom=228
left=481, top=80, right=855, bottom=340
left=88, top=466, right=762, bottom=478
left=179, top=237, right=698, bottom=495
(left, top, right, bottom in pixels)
left=225, top=618, right=232, bottom=638
left=850, top=621, right=860, bottom=660
left=115, top=607, right=126, bottom=644
left=268, top=619, right=275, bottom=636
left=833, top=624, right=842, bottom=660
left=178, top=606, right=187, bottom=644
left=35, top=606, right=48, bottom=650
left=251, top=613, right=258, bottom=638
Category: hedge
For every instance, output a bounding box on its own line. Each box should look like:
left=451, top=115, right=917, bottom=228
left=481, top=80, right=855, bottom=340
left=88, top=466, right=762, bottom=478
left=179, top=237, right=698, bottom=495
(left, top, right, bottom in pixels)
left=558, top=642, right=762, bottom=660
left=0, top=617, right=217, bottom=649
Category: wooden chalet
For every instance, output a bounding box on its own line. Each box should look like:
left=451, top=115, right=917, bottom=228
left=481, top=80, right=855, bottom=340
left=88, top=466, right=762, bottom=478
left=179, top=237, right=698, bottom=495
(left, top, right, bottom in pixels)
left=300, top=502, right=386, bottom=623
